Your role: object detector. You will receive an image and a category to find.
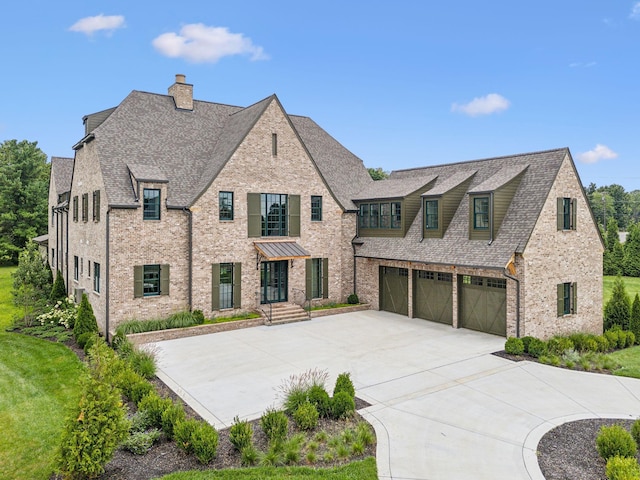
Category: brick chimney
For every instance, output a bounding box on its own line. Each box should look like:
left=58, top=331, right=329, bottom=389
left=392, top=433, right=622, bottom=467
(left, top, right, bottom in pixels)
left=168, top=74, right=193, bottom=110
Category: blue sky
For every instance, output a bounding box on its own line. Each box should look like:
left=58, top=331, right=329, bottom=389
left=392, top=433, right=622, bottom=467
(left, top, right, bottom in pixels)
left=2, top=1, right=640, bottom=190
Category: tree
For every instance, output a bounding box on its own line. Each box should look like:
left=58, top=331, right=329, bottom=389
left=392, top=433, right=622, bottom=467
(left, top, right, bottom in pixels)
left=74, top=293, right=99, bottom=342
left=604, top=276, right=631, bottom=330
left=631, top=294, right=640, bottom=343
left=624, top=223, right=640, bottom=277
left=50, top=270, right=67, bottom=303
left=604, top=220, right=624, bottom=275
left=606, top=184, right=631, bottom=230
left=12, top=241, right=52, bottom=325
left=367, top=167, right=389, bottom=181
left=0, top=139, right=50, bottom=265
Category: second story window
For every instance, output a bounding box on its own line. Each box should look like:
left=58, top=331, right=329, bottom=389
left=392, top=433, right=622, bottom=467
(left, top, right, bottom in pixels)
left=473, top=197, right=489, bottom=230
left=92, top=190, right=100, bottom=222
left=143, top=188, right=160, bottom=220
left=425, top=200, right=439, bottom=229
left=219, top=191, right=234, bottom=221
left=358, top=202, right=401, bottom=229
left=311, top=196, right=322, bottom=221
left=262, top=193, right=288, bottom=236
left=82, top=193, right=89, bottom=222
left=72, top=196, right=78, bottom=222
left=558, top=197, right=576, bottom=231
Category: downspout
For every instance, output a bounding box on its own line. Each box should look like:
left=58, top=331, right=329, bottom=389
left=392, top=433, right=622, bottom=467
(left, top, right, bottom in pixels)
left=183, top=207, right=193, bottom=310
left=487, top=192, right=494, bottom=246
left=105, top=207, right=111, bottom=343
left=65, top=207, right=69, bottom=295
left=503, top=253, right=520, bottom=338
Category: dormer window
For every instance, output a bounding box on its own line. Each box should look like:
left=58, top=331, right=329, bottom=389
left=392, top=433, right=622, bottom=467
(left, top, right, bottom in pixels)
left=473, top=197, right=490, bottom=230
left=425, top=200, right=439, bottom=230
left=143, top=188, right=161, bottom=220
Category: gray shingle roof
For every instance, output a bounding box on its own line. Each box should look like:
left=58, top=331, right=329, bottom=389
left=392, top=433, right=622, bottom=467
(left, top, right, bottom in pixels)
left=80, top=90, right=372, bottom=210
left=421, top=170, right=477, bottom=196
left=468, top=164, right=529, bottom=193
left=355, top=148, right=570, bottom=269
left=50, top=157, right=74, bottom=196
left=352, top=175, right=437, bottom=201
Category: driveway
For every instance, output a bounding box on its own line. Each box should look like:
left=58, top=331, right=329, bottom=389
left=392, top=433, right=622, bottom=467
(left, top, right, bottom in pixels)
left=151, top=310, right=640, bottom=480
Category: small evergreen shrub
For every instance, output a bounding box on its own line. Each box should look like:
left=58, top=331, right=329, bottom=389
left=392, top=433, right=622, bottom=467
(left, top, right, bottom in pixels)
left=605, top=330, right=621, bottom=350
left=121, top=429, right=161, bottom=455
left=73, top=293, right=99, bottom=341
left=568, top=333, right=599, bottom=353
left=527, top=338, right=548, bottom=358
left=546, top=337, right=574, bottom=356
left=293, top=402, right=319, bottom=430
left=260, top=408, right=288, bottom=444
left=606, top=456, right=640, bottom=480
left=127, top=376, right=154, bottom=405
left=347, top=294, right=359, bottom=304
left=50, top=271, right=67, bottom=304
left=191, top=421, right=219, bottom=464
left=192, top=309, right=205, bottom=324
left=76, top=331, right=93, bottom=350
left=626, top=331, right=637, bottom=348
left=331, top=391, right=356, bottom=419
left=161, top=402, right=186, bottom=440
left=504, top=337, right=524, bottom=355
left=596, top=424, right=638, bottom=460
left=595, top=335, right=611, bottom=352
left=229, top=416, right=253, bottom=452
left=333, top=372, right=355, bottom=399
left=521, top=336, right=535, bottom=353
left=632, top=419, right=640, bottom=445
left=138, top=392, right=173, bottom=429
left=308, top=385, right=331, bottom=418
left=240, top=444, right=259, bottom=466
left=128, top=348, right=157, bottom=379
left=174, top=418, right=199, bottom=453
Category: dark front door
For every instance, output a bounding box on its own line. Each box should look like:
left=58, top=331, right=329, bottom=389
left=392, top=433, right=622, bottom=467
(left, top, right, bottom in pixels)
left=261, top=260, right=288, bottom=304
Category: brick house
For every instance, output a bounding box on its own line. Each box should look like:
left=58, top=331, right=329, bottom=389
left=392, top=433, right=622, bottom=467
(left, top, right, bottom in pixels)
left=48, top=75, right=603, bottom=339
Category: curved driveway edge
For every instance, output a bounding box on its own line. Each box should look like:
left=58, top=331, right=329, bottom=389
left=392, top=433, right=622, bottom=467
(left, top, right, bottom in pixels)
left=150, top=311, right=640, bottom=480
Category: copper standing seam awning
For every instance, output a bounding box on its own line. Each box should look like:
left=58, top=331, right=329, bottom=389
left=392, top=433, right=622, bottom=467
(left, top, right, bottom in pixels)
left=254, top=241, right=311, bottom=261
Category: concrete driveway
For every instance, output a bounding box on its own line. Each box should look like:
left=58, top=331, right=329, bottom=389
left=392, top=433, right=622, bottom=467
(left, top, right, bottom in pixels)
left=151, top=310, right=640, bottom=480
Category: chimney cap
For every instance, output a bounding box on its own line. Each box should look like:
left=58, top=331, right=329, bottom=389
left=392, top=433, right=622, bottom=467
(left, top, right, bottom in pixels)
left=175, top=74, right=186, bottom=84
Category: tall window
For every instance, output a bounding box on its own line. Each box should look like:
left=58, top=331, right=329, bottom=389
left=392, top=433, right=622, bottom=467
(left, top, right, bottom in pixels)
left=311, top=196, right=322, bottom=221
left=219, top=263, right=234, bottom=309
left=143, top=189, right=160, bottom=220
left=72, top=196, right=78, bottom=222
left=92, top=190, right=100, bottom=222
left=261, top=193, right=288, bottom=236
left=558, top=197, right=576, bottom=231
left=272, top=133, right=278, bottom=156
left=82, top=193, right=89, bottom=222
left=473, top=197, right=489, bottom=230
left=425, top=200, right=439, bottom=229
left=558, top=282, right=577, bottom=316
left=143, top=264, right=160, bottom=296
left=380, top=203, right=390, bottom=228
left=391, top=202, right=402, bottom=229
left=219, top=191, right=234, bottom=221
left=311, top=258, right=323, bottom=299
left=74, top=256, right=79, bottom=281
left=93, top=262, right=100, bottom=293
left=359, top=204, right=370, bottom=228
left=370, top=203, right=379, bottom=228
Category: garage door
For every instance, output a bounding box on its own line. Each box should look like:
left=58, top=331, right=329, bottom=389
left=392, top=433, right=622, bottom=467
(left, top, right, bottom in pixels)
left=459, top=275, right=506, bottom=336
left=379, top=266, right=408, bottom=316
left=413, top=271, right=453, bottom=324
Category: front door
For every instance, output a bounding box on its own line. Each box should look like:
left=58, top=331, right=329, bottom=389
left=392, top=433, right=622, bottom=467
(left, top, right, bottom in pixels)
left=261, top=260, right=288, bottom=304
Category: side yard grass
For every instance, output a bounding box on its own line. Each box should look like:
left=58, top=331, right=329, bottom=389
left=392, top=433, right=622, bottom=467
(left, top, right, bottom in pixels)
left=0, top=266, right=19, bottom=330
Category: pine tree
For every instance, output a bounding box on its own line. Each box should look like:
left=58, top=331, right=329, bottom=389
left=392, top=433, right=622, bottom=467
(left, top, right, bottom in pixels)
left=604, top=220, right=624, bottom=275
left=73, top=293, right=99, bottom=341
left=604, top=276, right=631, bottom=330
left=50, top=270, right=67, bottom=304
left=624, top=223, right=640, bottom=277
left=631, top=294, right=640, bottom=344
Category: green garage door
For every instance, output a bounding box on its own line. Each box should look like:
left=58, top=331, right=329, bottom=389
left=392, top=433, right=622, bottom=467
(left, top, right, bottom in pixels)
left=459, top=275, right=506, bottom=336
left=379, top=266, right=409, bottom=316
left=413, top=271, right=453, bottom=325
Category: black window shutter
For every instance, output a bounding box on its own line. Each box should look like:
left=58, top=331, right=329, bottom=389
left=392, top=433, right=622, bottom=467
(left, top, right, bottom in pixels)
left=305, top=259, right=312, bottom=299
left=322, top=258, right=329, bottom=299
left=247, top=193, right=261, bottom=238
left=557, top=198, right=564, bottom=230
left=556, top=283, right=564, bottom=316
left=211, top=263, right=220, bottom=311
left=289, top=195, right=300, bottom=237
left=233, top=263, right=242, bottom=308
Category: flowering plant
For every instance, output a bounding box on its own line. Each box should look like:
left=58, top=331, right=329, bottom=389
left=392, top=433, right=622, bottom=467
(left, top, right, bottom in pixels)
left=37, top=295, right=78, bottom=329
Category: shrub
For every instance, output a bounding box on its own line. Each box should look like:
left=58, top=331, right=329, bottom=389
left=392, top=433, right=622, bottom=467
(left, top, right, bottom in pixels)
left=333, top=372, right=355, bottom=399
left=569, top=333, right=599, bottom=353
left=606, top=455, right=640, bottom=480
left=128, top=348, right=157, bottom=379
left=229, top=416, right=253, bottom=452
left=73, top=293, right=99, bottom=341
left=283, top=434, right=304, bottom=465
left=130, top=409, right=155, bottom=433
left=627, top=331, right=637, bottom=348
left=595, top=335, right=611, bottom=352
left=55, top=374, right=130, bottom=479
left=138, top=392, right=173, bottom=429
left=504, top=337, right=524, bottom=355
left=283, top=388, right=309, bottom=416
left=121, top=429, right=161, bottom=455
left=356, top=421, right=375, bottom=446
left=521, top=336, right=535, bottom=353
left=293, top=402, right=319, bottom=430
left=240, top=444, right=259, bottom=466
left=76, top=331, right=93, bottom=350
left=331, top=391, right=356, bottom=419
left=191, top=421, right=219, bottom=464
left=260, top=407, right=288, bottom=444
left=632, top=294, right=640, bottom=344
left=50, top=270, right=67, bottom=304
left=161, top=402, right=186, bottom=440
left=605, top=276, right=632, bottom=330
left=539, top=354, right=561, bottom=366
left=527, top=338, right=547, bottom=358
left=308, top=385, right=332, bottom=418
left=347, top=294, right=359, bottom=305
left=632, top=419, right=640, bottom=446
left=174, top=418, right=199, bottom=453
left=192, top=309, right=205, bottom=324
left=596, top=424, right=638, bottom=461
left=546, top=337, right=574, bottom=356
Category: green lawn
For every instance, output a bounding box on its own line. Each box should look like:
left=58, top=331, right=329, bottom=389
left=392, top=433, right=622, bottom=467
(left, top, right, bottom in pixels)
left=158, top=458, right=378, bottom=479
left=603, top=275, right=640, bottom=305
left=0, top=266, right=20, bottom=330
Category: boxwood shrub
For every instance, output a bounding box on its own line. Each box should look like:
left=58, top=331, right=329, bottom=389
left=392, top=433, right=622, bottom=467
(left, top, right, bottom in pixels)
left=504, top=337, right=524, bottom=355
left=596, top=425, right=638, bottom=461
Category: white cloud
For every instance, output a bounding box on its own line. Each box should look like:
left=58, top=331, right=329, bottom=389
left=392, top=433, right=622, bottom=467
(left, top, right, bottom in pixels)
left=569, top=61, right=597, bottom=68
left=631, top=2, right=640, bottom=19
left=152, top=24, right=268, bottom=64
left=451, top=93, right=511, bottom=117
left=577, top=144, right=619, bottom=164
left=69, top=14, right=125, bottom=36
